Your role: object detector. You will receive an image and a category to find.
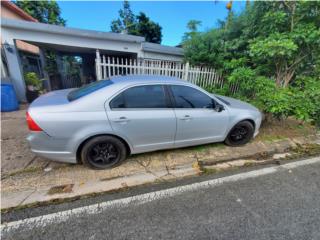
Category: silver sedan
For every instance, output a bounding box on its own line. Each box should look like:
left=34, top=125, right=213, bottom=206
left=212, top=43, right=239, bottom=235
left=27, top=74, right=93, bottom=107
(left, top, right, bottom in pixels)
left=26, top=75, right=262, bottom=169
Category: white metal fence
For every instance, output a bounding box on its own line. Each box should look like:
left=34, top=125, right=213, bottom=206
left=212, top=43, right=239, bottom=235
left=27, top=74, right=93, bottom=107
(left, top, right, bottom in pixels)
left=95, top=51, right=234, bottom=91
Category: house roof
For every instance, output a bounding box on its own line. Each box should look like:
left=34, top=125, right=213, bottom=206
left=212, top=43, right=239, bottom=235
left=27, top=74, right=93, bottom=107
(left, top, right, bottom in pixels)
left=1, top=1, right=38, bottom=22
left=1, top=18, right=145, bottom=43
left=142, top=42, right=183, bottom=56
left=2, top=18, right=183, bottom=56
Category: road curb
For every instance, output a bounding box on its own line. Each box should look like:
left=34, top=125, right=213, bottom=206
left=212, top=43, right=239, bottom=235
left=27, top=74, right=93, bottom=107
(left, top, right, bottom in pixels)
left=1, top=163, right=200, bottom=211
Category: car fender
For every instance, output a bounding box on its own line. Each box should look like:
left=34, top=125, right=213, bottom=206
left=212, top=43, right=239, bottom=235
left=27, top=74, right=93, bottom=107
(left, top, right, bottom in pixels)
left=72, top=126, right=134, bottom=155
left=225, top=111, right=256, bottom=137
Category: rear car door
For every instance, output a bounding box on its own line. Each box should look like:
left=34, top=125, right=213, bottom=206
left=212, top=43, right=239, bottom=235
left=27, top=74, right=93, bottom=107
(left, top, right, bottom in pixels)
left=169, top=85, right=229, bottom=146
left=107, top=84, right=176, bottom=153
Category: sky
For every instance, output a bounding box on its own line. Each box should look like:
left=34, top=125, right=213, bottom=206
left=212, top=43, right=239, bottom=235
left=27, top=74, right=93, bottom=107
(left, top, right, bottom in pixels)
left=58, top=1, right=247, bottom=46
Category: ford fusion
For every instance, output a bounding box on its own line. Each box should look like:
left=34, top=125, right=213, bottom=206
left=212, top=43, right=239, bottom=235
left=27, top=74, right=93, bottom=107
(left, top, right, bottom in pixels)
left=26, top=75, right=262, bottom=169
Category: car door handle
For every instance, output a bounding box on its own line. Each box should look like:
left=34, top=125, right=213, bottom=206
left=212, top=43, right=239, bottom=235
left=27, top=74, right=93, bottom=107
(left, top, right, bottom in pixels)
left=112, top=117, right=130, bottom=123
left=179, top=115, right=192, bottom=120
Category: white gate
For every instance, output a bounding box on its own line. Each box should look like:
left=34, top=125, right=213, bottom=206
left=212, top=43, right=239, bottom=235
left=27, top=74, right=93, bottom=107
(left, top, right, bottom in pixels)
left=95, top=50, right=236, bottom=91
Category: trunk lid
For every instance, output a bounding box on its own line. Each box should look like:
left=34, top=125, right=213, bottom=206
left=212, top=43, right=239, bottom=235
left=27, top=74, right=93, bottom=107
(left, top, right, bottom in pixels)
left=29, top=89, right=74, bottom=112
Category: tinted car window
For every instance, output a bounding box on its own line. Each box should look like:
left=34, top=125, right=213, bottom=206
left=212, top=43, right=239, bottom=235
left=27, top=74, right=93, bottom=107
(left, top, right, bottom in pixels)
left=171, top=85, right=214, bottom=109
left=110, top=85, right=168, bottom=109
left=68, top=80, right=113, bottom=101
left=110, top=93, right=125, bottom=108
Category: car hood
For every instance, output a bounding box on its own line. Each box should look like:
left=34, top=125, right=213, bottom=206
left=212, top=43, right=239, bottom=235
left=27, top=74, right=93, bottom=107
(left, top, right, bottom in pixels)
left=213, top=94, right=259, bottom=112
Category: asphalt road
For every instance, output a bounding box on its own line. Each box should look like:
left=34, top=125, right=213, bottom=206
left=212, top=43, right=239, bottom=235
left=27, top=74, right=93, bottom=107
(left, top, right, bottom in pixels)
left=2, top=157, right=320, bottom=240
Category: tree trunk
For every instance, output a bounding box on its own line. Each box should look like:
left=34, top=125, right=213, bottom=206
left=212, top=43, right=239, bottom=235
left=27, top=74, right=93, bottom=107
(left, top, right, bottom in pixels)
left=283, top=70, right=295, bottom=87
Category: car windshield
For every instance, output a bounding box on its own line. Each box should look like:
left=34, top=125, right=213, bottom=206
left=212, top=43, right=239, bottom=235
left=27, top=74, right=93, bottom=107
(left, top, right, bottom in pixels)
left=67, top=80, right=113, bottom=101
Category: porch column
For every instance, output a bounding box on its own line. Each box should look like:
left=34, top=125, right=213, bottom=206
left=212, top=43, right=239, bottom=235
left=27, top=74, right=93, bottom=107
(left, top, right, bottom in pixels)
left=39, top=48, right=51, bottom=91
left=55, top=53, right=65, bottom=88
left=95, top=49, right=102, bottom=80
left=2, top=38, right=26, bottom=102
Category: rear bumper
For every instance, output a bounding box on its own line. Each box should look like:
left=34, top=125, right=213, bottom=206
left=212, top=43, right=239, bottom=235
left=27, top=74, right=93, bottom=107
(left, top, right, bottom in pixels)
left=26, top=132, right=77, bottom=164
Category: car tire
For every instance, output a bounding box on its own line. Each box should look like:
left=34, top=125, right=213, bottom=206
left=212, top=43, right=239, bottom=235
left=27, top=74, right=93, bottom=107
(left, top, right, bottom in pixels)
left=81, top=135, right=127, bottom=169
left=225, top=121, right=254, bottom=146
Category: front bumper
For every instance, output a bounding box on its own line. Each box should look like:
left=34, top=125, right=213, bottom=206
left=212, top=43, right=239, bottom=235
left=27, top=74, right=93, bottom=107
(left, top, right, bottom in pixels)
left=253, top=112, right=263, bottom=138
left=26, top=132, right=77, bottom=163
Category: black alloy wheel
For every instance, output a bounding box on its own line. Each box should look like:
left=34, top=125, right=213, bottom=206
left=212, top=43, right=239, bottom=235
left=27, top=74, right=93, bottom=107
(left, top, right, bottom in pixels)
left=225, top=121, right=254, bottom=146
left=89, top=142, right=118, bottom=165
left=81, top=136, right=127, bottom=169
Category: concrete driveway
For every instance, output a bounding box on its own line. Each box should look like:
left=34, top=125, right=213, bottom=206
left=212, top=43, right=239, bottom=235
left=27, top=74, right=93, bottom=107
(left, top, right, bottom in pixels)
left=1, top=106, right=68, bottom=174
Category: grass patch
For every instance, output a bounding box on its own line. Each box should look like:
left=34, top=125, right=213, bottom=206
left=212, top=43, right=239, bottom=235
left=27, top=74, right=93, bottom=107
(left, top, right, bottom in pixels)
left=201, top=166, right=221, bottom=174
left=257, top=117, right=317, bottom=142
left=1, top=166, right=43, bottom=180
left=258, top=134, right=287, bottom=143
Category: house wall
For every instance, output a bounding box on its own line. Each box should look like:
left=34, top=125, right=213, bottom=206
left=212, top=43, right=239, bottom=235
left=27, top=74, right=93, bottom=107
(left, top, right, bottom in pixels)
left=142, top=51, right=183, bottom=62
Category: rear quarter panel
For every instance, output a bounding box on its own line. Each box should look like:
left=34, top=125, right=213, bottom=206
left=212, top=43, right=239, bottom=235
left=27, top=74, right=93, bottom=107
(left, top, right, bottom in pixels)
left=30, top=110, right=114, bottom=154
left=28, top=88, right=121, bottom=155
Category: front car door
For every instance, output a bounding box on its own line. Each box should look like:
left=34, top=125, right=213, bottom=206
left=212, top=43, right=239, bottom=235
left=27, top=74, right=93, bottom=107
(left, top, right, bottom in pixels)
left=169, top=84, right=229, bottom=147
left=106, top=84, right=176, bottom=153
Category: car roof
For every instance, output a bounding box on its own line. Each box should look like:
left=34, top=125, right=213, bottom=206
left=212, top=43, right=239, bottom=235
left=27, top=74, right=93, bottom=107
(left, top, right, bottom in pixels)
left=108, top=75, right=184, bottom=86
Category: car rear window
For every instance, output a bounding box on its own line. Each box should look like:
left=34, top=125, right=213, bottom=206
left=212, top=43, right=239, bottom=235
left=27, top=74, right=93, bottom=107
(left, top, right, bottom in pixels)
left=67, top=80, right=113, bottom=101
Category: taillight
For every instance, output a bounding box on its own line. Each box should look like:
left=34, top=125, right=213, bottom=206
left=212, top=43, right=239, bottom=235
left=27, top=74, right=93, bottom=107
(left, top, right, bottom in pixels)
left=26, top=112, right=42, bottom=131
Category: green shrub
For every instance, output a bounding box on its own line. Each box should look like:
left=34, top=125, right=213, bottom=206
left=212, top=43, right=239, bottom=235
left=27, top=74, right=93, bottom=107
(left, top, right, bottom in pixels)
left=291, top=76, right=320, bottom=125
left=205, top=70, right=319, bottom=124
left=183, top=1, right=320, bottom=125
left=24, top=72, right=42, bottom=90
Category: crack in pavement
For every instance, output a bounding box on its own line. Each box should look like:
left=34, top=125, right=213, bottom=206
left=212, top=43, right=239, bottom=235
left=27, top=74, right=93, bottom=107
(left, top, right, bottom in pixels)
left=18, top=189, right=37, bottom=207
left=23, top=156, right=38, bottom=169
left=134, top=155, right=175, bottom=182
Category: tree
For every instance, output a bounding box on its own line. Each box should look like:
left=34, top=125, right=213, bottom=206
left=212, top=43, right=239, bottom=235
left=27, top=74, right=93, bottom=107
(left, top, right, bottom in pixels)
left=184, top=1, right=320, bottom=85
left=248, top=2, right=320, bottom=87
left=182, top=20, right=201, bottom=42
left=135, top=12, right=162, bottom=43
left=183, top=1, right=320, bottom=122
left=110, top=0, right=135, bottom=33
left=15, top=0, right=66, bottom=26
left=110, top=1, right=162, bottom=43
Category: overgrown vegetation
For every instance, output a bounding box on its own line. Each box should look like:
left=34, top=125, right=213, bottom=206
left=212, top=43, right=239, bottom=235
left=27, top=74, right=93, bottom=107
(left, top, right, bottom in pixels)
left=183, top=1, right=320, bottom=126
left=15, top=0, right=66, bottom=25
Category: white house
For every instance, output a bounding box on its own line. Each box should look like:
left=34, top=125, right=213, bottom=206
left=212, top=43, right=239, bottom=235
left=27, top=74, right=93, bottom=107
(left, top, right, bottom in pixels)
left=1, top=18, right=183, bottom=102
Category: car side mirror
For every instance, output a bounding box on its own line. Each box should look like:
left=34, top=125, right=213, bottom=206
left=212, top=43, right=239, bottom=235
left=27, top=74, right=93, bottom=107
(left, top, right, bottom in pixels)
left=214, top=103, right=225, bottom=112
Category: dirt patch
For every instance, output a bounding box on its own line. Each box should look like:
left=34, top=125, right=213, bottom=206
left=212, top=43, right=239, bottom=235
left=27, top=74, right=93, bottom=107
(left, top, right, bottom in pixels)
left=291, top=143, right=320, bottom=157
left=47, top=184, right=74, bottom=195
left=257, top=117, right=317, bottom=142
